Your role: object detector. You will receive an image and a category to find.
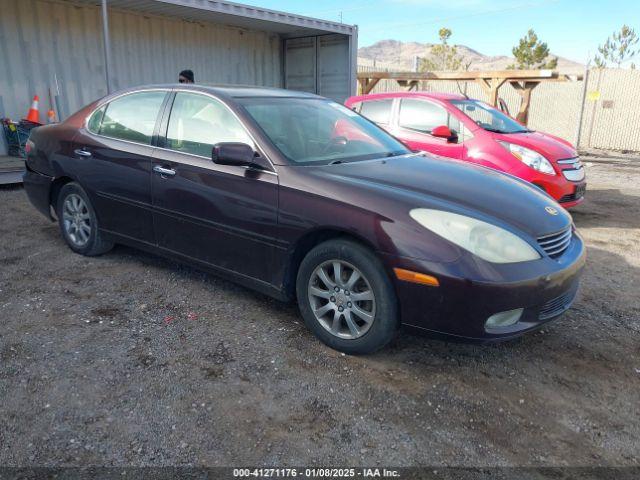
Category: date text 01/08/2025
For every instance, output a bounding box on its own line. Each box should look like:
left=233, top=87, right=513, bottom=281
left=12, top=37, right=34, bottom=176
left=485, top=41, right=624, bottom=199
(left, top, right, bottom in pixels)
left=232, top=468, right=401, bottom=478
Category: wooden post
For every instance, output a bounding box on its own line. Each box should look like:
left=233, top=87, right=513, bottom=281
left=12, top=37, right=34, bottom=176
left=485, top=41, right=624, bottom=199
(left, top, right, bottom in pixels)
left=476, top=78, right=507, bottom=107
left=397, top=80, right=419, bottom=91
left=510, top=81, right=540, bottom=125
left=358, top=77, right=380, bottom=95
left=357, top=78, right=367, bottom=95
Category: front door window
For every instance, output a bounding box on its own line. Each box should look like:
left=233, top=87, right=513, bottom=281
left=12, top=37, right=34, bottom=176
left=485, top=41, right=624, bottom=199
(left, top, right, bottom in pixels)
left=165, top=92, right=253, bottom=157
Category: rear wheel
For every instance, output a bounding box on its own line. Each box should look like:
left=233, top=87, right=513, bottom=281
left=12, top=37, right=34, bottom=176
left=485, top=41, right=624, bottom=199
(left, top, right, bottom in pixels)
left=296, top=239, right=398, bottom=354
left=56, top=182, right=113, bottom=256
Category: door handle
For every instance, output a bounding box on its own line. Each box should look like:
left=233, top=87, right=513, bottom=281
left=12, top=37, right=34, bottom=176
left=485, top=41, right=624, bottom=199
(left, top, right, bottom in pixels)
left=74, top=149, right=92, bottom=158
left=153, top=165, right=176, bottom=177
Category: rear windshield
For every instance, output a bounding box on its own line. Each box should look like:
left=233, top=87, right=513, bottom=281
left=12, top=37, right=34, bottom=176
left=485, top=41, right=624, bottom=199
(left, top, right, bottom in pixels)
left=238, top=98, right=409, bottom=165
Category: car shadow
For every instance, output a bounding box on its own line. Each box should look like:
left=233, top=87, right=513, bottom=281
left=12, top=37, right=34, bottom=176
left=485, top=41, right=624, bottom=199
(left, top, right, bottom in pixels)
left=102, top=238, right=638, bottom=375
left=571, top=188, right=640, bottom=230
left=0, top=183, right=23, bottom=192
left=29, top=184, right=638, bottom=365
left=27, top=198, right=638, bottom=441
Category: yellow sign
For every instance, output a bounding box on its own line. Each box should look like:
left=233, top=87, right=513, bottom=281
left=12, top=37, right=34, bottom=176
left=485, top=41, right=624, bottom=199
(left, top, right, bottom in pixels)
left=587, top=90, right=601, bottom=101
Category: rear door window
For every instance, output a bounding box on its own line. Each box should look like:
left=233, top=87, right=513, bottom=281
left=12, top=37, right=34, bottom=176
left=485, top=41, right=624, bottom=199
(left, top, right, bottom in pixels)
left=359, top=99, right=393, bottom=125
left=99, top=91, right=166, bottom=145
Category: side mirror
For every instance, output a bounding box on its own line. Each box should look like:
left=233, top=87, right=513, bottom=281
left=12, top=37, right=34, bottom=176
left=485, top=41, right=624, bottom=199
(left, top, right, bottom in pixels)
left=212, top=142, right=257, bottom=167
left=430, top=125, right=457, bottom=143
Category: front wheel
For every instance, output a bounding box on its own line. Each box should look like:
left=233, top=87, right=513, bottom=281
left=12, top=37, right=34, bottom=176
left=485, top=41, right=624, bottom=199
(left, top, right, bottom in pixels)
left=56, top=182, right=114, bottom=256
left=296, top=239, right=399, bottom=354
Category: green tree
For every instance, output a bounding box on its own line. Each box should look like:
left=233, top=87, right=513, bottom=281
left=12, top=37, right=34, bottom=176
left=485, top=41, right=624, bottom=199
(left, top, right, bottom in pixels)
left=594, top=25, right=639, bottom=68
left=420, top=28, right=465, bottom=72
left=509, top=29, right=558, bottom=69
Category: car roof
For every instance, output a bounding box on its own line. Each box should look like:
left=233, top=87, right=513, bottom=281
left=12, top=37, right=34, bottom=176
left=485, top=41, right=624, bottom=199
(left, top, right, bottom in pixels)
left=348, top=91, right=469, bottom=102
left=112, top=84, right=322, bottom=100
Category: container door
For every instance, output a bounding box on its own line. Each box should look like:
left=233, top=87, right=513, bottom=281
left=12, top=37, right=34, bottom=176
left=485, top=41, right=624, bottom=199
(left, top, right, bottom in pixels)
left=284, top=34, right=352, bottom=103
left=318, top=34, right=351, bottom=103
left=284, top=37, right=317, bottom=95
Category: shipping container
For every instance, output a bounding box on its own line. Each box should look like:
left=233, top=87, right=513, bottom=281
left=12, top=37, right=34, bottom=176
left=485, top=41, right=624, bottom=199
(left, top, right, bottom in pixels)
left=0, top=0, right=358, bottom=157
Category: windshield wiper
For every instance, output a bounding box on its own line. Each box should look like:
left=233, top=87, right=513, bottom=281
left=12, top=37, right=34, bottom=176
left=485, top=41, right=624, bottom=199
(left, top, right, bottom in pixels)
left=485, top=127, right=533, bottom=134
left=328, top=159, right=344, bottom=165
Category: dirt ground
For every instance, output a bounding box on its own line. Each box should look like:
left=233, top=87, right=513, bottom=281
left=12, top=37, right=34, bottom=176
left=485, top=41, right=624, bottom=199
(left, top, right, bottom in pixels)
left=0, top=153, right=639, bottom=469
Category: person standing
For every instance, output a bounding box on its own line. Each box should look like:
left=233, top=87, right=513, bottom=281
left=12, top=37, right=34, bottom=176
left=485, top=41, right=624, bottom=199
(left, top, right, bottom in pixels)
left=178, top=70, right=194, bottom=84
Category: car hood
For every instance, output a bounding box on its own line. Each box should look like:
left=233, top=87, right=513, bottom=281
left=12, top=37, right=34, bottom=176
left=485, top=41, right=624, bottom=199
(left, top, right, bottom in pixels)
left=317, top=154, right=571, bottom=238
left=493, top=131, right=577, bottom=161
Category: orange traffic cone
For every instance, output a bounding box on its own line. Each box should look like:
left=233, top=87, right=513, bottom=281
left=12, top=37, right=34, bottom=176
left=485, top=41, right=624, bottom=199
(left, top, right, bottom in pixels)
left=47, top=109, right=56, bottom=123
left=25, top=95, right=41, bottom=124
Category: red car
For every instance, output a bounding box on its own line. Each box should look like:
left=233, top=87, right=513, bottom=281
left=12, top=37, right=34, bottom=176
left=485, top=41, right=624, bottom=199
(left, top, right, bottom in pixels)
left=345, top=92, right=586, bottom=208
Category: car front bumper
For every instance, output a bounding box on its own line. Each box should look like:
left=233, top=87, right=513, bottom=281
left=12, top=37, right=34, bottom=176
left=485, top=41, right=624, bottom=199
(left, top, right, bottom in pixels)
left=557, top=181, right=586, bottom=208
left=382, top=233, right=586, bottom=341
left=529, top=170, right=586, bottom=209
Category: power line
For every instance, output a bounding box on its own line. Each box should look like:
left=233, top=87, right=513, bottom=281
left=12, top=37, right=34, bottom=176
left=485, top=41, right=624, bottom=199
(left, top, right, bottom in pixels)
left=360, top=0, right=560, bottom=31
left=303, top=1, right=381, bottom=16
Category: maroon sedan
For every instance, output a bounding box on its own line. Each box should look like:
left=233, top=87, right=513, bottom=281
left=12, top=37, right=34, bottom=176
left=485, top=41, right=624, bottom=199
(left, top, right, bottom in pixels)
left=23, top=85, right=585, bottom=354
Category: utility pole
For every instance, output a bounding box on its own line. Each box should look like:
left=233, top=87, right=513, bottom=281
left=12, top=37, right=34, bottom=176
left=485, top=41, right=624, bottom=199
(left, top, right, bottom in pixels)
left=575, top=60, right=591, bottom=149
left=101, top=0, right=113, bottom=94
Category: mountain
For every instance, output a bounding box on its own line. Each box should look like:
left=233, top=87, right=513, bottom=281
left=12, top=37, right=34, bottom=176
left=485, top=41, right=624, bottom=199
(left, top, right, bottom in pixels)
left=358, top=40, right=584, bottom=73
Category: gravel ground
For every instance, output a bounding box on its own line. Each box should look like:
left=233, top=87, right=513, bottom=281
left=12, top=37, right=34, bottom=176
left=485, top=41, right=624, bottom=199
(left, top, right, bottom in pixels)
left=1, top=154, right=639, bottom=468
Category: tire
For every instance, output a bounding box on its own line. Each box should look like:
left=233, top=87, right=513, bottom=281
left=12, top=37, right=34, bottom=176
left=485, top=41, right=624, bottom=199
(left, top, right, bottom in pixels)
left=56, top=182, right=114, bottom=256
left=296, top=239, right=398, bottom=354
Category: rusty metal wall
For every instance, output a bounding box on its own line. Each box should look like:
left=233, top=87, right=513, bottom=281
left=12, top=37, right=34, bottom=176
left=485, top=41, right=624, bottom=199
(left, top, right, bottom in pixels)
left=0, top=0, right=282, bottom=125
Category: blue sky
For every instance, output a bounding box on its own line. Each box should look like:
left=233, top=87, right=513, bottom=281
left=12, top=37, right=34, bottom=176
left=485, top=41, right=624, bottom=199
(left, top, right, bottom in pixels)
left=241, top=0, right=639, bottom=63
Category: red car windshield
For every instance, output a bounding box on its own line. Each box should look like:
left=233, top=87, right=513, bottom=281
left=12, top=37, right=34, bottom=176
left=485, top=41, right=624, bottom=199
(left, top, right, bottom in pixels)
left=450, top=99, right=530, bottom=134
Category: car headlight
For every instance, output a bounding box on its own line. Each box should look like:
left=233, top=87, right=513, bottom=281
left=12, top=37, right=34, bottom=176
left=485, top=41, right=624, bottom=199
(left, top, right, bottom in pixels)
left=498, top=141, right=555, bottom=175
left=410, top=209, right=541, bottom=263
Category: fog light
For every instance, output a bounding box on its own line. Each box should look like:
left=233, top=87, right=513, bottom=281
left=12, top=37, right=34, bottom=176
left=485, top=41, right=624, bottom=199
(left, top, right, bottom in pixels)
left=485, top=308, right=524, bottom=328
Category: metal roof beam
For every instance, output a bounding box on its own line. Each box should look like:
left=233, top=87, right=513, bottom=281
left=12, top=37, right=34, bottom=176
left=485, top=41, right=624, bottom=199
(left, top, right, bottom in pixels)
left=357, top=70, right=562, bottom=81
left=63, top=0, right=356, bottom=36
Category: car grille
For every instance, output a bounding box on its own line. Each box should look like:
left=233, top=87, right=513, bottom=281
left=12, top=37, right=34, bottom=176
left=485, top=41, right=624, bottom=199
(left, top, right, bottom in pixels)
left=539, top=287, right=578, bottom=320
left=559, top=183, right=586, bottom=203
left=537, top=227, right=572, bottom=258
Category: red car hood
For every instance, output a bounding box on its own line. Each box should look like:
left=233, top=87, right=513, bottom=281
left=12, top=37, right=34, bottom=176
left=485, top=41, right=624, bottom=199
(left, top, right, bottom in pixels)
left=493, top=131, right=577, bottom=161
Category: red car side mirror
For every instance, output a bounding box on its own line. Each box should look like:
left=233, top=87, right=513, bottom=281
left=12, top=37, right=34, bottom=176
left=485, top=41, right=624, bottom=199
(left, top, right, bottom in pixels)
left=431, top=125, right=453, bottom=139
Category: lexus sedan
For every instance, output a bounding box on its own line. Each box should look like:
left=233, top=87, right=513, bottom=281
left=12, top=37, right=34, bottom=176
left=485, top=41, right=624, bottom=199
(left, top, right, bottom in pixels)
left=23, top=85, right=586, bottom=354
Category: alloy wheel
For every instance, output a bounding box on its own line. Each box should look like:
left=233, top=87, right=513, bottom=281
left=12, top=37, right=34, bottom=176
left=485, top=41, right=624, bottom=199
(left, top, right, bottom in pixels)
left=62, top=193, right=91, bottom=247
left=308, top=259, right=376, bottom=339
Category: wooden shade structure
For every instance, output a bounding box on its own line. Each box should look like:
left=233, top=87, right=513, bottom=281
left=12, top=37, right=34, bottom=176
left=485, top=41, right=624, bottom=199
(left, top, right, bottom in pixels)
left=357, top=69, right=583, bottom=125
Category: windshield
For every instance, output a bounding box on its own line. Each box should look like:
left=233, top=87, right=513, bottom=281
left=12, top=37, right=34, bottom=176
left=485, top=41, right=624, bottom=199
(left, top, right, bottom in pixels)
left=238, top=98, right=409, bottom=165
left=450, top=99, right=529, bottom=134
